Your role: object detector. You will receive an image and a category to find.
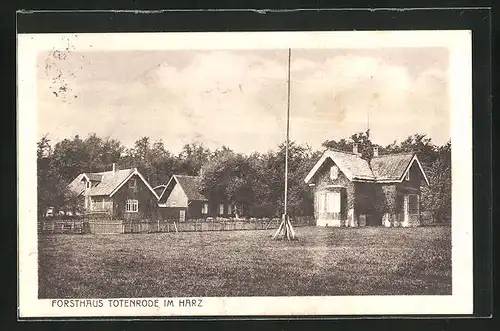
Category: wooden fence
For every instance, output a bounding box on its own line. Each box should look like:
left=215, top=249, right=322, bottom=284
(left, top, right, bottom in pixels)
left=38, top=220, right=89, bottom=234
left=39, top=216, right=315, bottom=235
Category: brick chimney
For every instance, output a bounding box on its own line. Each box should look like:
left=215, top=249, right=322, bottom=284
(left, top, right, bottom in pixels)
left=373, top=146, right=379, bottom=157
left=353, top=143, right=359, bottom=155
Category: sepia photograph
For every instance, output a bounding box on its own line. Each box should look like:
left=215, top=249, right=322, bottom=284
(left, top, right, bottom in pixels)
left=18, top=30, right=473, bottom=317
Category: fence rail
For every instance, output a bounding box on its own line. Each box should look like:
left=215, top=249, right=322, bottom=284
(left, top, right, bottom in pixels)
left=38, top=216, right=315, bottom=235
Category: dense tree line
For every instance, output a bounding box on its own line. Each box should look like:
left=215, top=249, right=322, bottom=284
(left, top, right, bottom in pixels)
left=37, top=131, right=451, bottom=222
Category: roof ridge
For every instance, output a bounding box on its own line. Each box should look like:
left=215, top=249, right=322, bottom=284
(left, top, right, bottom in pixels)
left=327, top=148, right=359, bottom=156
left=373, top=152, right=415, bottom=158
left=89, top=168, right=134, bottom=175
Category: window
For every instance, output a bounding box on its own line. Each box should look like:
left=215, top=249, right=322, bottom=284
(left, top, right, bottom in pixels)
left=86, top=181, right=91, bottom=189
left=129, top=178, right=137, bottom=188
left=126, top=199, right=138, bottom=212
left=171, top=201, right=176, bottom=207
left=326, top=192, right=341, bottom=213
left=330, top=165, right=339, bottom=180
left=408, top=194, right=419, bottom=214
left=202, top=203, right=208, bottom=214
left=227, top=204, right=232, bottom=215
left=218, top=204, right=224, bottom=215
left=405, top=171, right=410, bottom=181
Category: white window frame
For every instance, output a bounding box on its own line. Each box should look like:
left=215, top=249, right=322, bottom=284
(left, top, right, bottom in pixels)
left=330, top=165, right=339, bottom=180
left=218, top=204, right=224, bottom=215
left=227, top=204, right=232, bottom=215
left=202, top=203, right=208, bottom=215
left=126, top=199, right=139, bottom=213
left=405, top=171, right=410, bottom=181
left=129, top=177, right=137, bottom=188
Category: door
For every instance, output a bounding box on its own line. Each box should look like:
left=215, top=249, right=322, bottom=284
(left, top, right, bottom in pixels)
left=179, top=210, right=186, bottom=222
left=326, top=191, right=341, bottom=219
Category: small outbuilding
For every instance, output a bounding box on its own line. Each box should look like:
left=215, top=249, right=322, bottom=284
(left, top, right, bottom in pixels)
left=157, top=175, right=233, bottom=221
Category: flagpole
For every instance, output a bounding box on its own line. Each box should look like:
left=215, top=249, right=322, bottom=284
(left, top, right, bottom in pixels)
left=284, top=48, right=291, bottom=217
left=272, top=48, right=296, bottom=241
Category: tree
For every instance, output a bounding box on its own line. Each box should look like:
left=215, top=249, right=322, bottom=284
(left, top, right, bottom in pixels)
left=323, top=130, right=376, bottom=161
left=384, top=133, right=439, bottom=167
left=249, top=141, right=315, bottom=217
left=198, top=148, right=254, bottom=216
left=37, top=135, right=67, bottom=217
left=421, top=140, right=451, bottom=222
left=177, top=143, right=212, bottom=176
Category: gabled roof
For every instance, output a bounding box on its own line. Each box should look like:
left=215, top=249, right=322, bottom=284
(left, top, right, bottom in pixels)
left=67, top=168, right=159, bottom=199
left=304, top=150, right=375, bottom=183
left=370, top=153, right=414, bottom=181
left=67, top=174, right=86, bottom=196
left=87, top=169, right=135, bottom=196
left=304, top=149, right=429, bottom=185
left=158, top=175, right=208, bottom=202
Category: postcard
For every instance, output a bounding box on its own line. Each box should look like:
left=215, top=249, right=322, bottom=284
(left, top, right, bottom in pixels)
left=17, top=30, right=472, bottom=317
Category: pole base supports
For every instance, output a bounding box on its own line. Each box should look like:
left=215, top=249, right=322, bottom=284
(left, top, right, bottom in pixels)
left=272, top=214, right=298, bottom=241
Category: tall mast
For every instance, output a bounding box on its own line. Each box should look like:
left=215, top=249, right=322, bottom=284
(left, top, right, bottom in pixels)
left=284, top=48, right=291, bottom=216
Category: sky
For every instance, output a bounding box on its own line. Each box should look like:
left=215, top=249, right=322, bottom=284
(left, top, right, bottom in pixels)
left=37, top=48, right=449, bottom=154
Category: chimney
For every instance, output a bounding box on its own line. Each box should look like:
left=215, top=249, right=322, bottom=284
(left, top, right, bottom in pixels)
left=353, top=143, right=359, bottom=155
left=373, top=146, right=379, bottom=157
left=112, top=163, right=116, bottom=174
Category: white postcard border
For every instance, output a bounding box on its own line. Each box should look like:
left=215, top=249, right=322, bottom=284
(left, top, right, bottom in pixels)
left=18, top=30, right=473, bottom=317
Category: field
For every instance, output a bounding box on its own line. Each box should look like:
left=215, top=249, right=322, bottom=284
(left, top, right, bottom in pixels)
left=38, top=226, right=451, bottom=298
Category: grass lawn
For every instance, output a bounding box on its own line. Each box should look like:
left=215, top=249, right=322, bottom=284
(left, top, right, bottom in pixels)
left=38, top=226, right=451, bottom=298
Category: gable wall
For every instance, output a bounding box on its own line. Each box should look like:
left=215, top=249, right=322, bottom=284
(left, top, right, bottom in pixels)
left=165, top=183, right=189, bottom=207
left=112, top=173, right=159, bottom=221
left=397, top=162, right=423, bottom=193
left=312, top=158, right=355, bottom=221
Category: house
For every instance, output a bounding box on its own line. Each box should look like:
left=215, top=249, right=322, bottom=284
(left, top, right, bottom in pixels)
left=304, top=144, right=429, bottom=227
left=67, top=164, right=160, bottom=220
left=157, top=175, right=234, bottom=221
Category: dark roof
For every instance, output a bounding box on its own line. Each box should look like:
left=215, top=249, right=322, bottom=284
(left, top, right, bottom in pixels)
left=370, top=153, right=414, bottom=181
left=174, top=175, right=208, bottom=201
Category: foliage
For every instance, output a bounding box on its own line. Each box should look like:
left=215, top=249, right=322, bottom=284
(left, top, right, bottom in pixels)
left=37, top=131, right=451, bottom=220
left=421, top=141, right=451, bottom=222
